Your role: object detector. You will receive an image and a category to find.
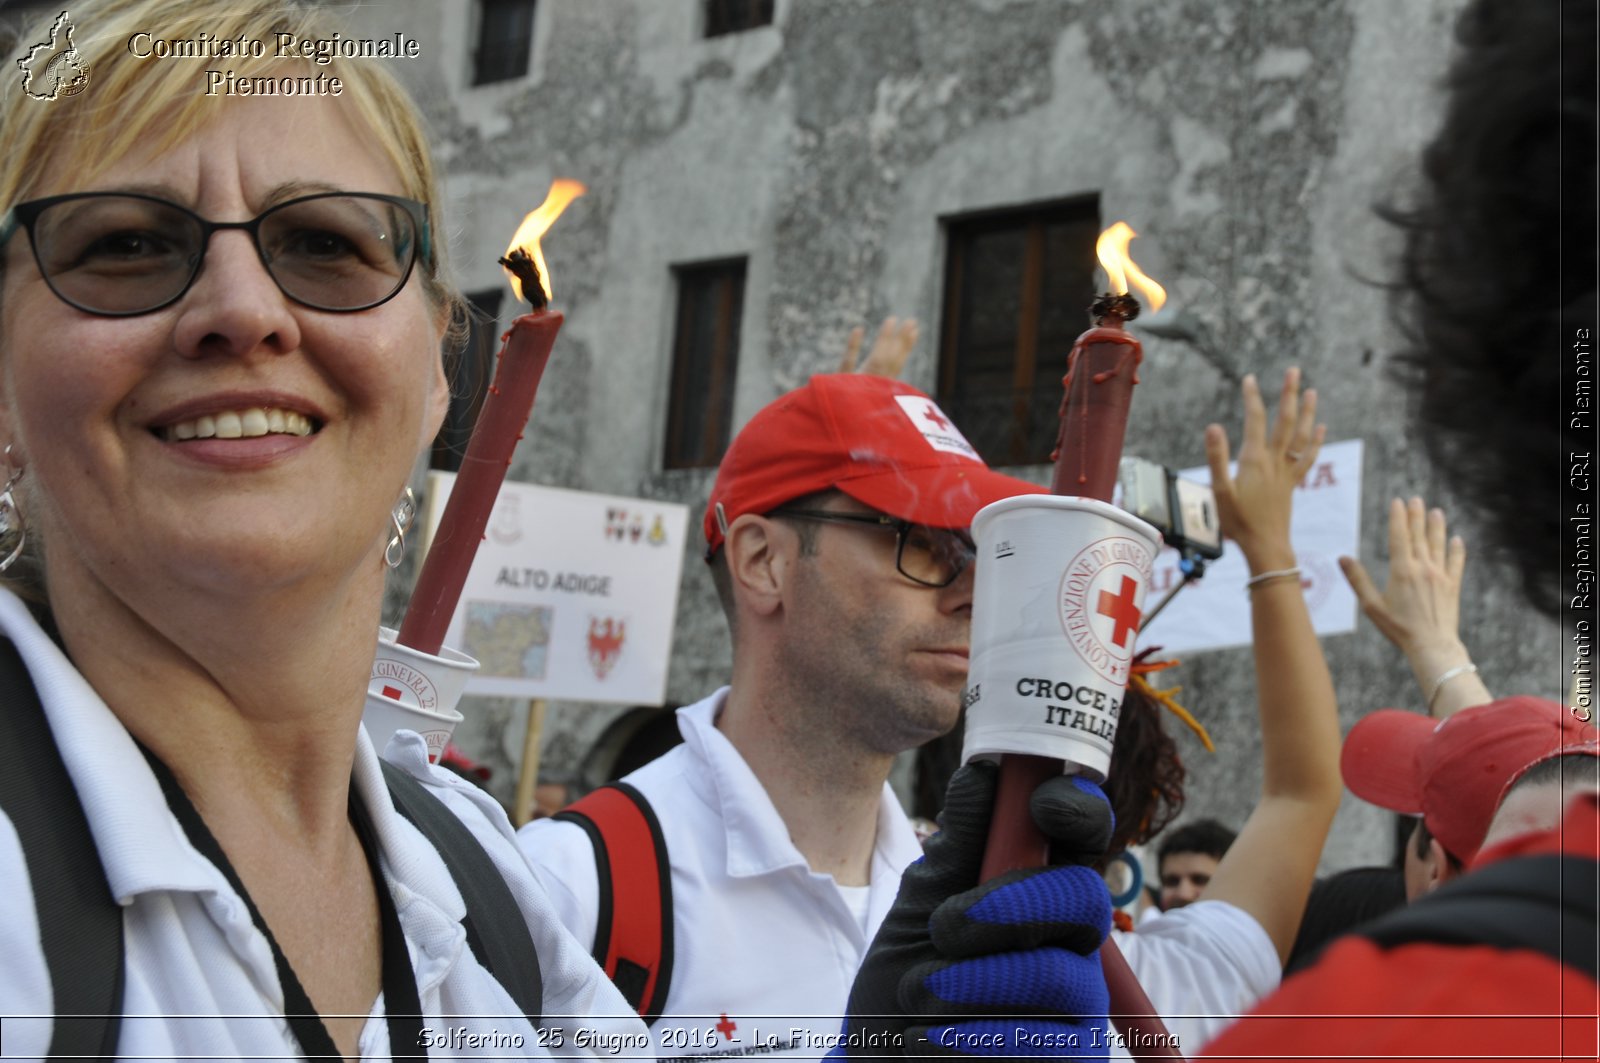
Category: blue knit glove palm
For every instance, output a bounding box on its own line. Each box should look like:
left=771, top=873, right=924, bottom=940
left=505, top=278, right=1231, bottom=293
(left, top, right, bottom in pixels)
left=839, top=760, right=1115, bottom=1059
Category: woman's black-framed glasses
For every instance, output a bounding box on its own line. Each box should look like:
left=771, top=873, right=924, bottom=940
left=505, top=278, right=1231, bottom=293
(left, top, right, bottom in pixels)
left=0, top=191, right=430, bottom=317
left=770, top=508, right=976, bottom=588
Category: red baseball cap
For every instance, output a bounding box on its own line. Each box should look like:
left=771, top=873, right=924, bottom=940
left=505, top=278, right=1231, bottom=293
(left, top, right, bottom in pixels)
left=1340, top=696, right=1593, bottom=862
left=703, top=374, right=1044, bottom=555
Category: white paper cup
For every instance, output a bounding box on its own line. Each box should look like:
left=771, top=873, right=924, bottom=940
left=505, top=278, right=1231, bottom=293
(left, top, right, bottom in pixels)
left=961, top=495, right=1162, bottom=781
left=362, top=689, right=463, bottom=764
left=363, top=628, right=479, bottom=763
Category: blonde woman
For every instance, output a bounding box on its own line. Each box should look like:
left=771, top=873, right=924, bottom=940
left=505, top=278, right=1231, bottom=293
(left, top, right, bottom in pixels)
left=0, top=1, right=639, bottom=1056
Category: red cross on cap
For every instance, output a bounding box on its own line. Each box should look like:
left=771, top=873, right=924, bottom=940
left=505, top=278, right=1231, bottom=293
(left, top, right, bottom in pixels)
left=922, top=403, right=950, bottom=431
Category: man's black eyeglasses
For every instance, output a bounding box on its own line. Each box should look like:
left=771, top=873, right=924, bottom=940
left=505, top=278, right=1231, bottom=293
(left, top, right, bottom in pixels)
left=770, top=508, right=975, bottom=588
left=0, top=191, right=430, bottom=317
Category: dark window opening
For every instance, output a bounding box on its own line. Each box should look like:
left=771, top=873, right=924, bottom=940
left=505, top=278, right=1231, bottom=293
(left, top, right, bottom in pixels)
left=704, top=0, right=774, bottom=38
left=664, top=259, right=746, bottom=470
left=938, top=196, right=1101, bottom=466
left=473, top=0, right=535, bottom=85
left=432, top=288, right=504, bottom=473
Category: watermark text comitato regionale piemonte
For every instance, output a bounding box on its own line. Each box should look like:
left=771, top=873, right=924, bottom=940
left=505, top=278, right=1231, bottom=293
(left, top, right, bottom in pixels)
left=126, top=27, right=422, bottom=97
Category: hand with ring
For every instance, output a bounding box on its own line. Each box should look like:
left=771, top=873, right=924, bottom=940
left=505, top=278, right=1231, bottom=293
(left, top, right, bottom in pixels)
left=1205, top=368, right=1325, bottom=573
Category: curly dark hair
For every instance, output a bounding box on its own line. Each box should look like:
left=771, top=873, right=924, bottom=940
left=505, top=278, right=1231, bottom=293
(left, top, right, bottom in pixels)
left=912, top=680, right=1188, bottom=853
left=1103, top=681, right=1187, bottom=856
left=1381, top=0, right=1596, bottom=616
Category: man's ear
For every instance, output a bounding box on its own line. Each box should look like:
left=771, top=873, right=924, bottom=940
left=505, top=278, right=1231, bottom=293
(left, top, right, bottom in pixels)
left=724, top=515, right=793, bottom=619
left=1426, top=837, right=1460, bottom=891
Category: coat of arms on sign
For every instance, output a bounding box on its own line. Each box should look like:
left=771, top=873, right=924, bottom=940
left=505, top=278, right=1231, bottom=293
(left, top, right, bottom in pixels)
left=587, top=617, right=626, bottom=678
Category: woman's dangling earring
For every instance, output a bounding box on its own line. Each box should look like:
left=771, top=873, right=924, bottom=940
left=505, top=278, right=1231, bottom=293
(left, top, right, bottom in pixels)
left=0, top=445, right=26, bottom=573
left=385, top=487, right=417, bottom=570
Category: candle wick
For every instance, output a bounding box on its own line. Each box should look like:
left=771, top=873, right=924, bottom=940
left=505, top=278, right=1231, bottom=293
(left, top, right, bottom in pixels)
left=1090, top=291, right=1141, bottom=328
left=499, top=248, right=548, bottom=310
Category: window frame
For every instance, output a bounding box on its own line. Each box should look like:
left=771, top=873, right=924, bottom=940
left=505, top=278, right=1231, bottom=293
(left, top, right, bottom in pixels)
left=471, top=0, right=537, bottom=86
left=937, top=195, right=1102, bottom=466
left=662, top=257, right=748, bottom=471
left=702, top=0, right=775, bottom=38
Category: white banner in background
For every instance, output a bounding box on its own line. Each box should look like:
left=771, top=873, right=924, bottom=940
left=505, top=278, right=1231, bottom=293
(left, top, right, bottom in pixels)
left=1136, top=438, right=1363, bottom=655
left=423, top=474, right=690, bottom=703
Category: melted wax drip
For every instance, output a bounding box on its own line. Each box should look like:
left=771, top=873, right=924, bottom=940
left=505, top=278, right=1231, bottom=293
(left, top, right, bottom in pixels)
left=1048, top=329, right=1142, bottom=482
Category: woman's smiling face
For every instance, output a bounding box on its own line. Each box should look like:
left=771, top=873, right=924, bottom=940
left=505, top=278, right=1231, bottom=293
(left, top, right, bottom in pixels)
left=0, top=93, right=449, bottom=608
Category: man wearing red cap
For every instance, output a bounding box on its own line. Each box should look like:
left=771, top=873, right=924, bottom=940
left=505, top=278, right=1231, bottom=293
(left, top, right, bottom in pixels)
left=519, top=374, right=1045, bottom=1056
left=1203, top=703, right=1597, bottom=1061
left=1340, top=696, right=1592, bottom=897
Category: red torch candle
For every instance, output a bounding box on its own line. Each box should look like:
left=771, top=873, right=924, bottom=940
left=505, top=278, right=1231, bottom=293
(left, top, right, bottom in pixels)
left=979, top=222, right=1182, bottom=1057
left=396, top=180, right=587, bottom=657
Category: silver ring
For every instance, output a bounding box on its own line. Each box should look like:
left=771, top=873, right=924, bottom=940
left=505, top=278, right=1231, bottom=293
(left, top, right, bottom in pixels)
left=1285, top=450, right=1303, bottom=461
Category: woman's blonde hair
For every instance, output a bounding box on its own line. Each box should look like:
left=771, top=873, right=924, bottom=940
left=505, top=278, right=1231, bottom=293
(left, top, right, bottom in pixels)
left=0, top=0, right=464, bottom=325
left=0, top=0, right=467, bottom=600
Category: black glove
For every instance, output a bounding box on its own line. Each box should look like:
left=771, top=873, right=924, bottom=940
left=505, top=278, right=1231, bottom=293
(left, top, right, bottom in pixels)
left=838, top=760, right=1116, bottom=1059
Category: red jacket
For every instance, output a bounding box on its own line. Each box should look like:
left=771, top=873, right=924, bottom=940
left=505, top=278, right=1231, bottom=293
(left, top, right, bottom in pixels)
left=1201, top=793, right=1599, bottom=1062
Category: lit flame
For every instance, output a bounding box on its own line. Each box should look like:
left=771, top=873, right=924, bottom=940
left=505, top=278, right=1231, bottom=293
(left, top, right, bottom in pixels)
left=1096, top=221, right=1167, bottom=313
left=504, top=178, right=588, bottom=303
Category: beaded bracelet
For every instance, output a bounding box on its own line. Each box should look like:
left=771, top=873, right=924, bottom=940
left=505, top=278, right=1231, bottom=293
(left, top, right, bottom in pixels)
left=1244, top=566, right=1301, bottom=592
left=1426, top=663, right=1479, bottom=712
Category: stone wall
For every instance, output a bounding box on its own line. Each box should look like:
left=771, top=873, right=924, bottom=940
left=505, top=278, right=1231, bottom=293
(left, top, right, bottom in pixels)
left=356, top=0, right=1561, bottom=871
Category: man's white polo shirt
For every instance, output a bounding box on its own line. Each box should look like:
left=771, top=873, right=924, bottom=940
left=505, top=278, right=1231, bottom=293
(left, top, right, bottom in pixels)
left=518, top=689, right=924, bottom=1061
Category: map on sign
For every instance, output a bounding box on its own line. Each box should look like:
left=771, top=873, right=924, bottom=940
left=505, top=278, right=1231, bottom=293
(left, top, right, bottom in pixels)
left=463, top=602, right=552, bottom=680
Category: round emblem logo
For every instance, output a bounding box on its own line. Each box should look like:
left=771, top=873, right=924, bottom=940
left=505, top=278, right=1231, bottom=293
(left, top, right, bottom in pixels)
left=1058, top=535, right=1155, bottom=685
left=371, top=658, right=439, bottom=711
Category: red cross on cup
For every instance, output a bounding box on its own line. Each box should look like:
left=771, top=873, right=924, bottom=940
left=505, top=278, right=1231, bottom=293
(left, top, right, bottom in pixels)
left=1096, top=574, right=1142, bottom=649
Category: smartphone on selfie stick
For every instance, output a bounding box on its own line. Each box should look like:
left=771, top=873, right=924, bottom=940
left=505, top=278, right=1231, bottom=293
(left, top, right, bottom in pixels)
left=1117, top=457, right=1223, bottom=629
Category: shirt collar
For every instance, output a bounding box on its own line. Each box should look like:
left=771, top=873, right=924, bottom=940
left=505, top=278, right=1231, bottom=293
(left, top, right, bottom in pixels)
left=0, top=589, right=470, bottom=996
left=675, top=687, right=923, bottom=882
left=0, top=589, right=220, bottom=903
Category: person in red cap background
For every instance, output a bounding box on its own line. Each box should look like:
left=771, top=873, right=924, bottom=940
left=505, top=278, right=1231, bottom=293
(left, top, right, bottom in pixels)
left=518, top=372, right=1047, bottom=1053
left=1341, top=697, right=1591, bottom=899
left=1204, top=522, right=1597, bottom=1058
left=1478, top=745, right=1599, bottom=854
left=1203, top=724, right=1597, bottom=1062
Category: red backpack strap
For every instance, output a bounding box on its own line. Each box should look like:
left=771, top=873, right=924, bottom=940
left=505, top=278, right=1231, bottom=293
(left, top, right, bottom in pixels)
left=553, top=782, right=673, bottom=1023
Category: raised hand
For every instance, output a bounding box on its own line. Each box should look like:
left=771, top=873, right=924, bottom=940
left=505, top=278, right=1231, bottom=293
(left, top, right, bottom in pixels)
left=1204, top=368, right=1325, bottom=573
left=1339, top=497, right=1491, bottom=716
left=838, top=316, right=919, bottom=379
left=1191, top=368, right=1344, bottom=970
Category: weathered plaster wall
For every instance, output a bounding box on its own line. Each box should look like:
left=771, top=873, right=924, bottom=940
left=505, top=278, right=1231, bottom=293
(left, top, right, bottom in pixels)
left=357, top=0, right=1561, bottom=871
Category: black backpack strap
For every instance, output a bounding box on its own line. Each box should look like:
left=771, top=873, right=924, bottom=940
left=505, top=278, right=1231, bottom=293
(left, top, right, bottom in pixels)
left=553, top=781, right=674, bottom=1023
left=0, top=638, right=123, bottom=1061
left=381, top=759, right=543, bottom=1022
left=1362, top=853, right=1598, bottom=979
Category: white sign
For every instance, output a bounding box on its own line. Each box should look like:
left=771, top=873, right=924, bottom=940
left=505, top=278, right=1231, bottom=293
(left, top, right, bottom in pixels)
left=423, top=474, right=690, bottom=703
left=1136, top=439, right=1363, bottom=655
